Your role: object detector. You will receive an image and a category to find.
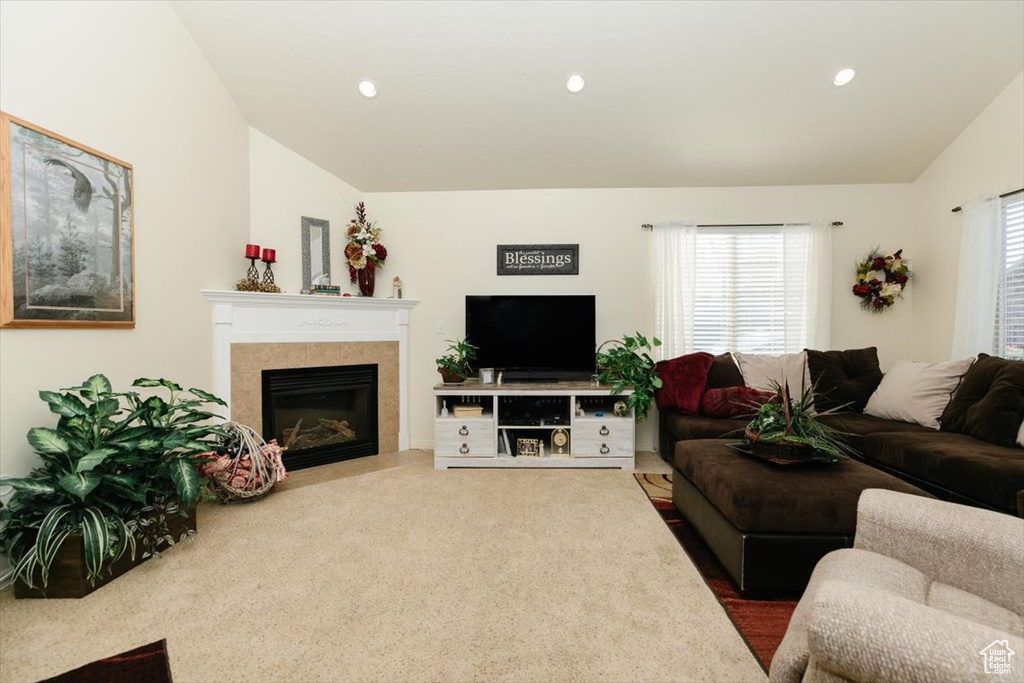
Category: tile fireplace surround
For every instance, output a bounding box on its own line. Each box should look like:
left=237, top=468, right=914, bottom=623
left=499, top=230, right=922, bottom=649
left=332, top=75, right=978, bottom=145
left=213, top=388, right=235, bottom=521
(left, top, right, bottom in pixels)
left=201, top=290, right=419, bottom=453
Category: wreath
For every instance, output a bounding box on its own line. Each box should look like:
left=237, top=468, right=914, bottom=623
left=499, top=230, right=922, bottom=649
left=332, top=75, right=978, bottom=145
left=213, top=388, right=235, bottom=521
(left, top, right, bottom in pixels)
left=852, top=248, right=912, bottom=312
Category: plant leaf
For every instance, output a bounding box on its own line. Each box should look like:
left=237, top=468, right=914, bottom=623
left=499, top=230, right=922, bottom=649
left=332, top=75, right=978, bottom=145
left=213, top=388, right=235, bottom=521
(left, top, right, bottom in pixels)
left=188, top=387, right=227, bottom=407
left=1, top=478, right=57, bottom=495
left=75, top=448, right=118, bottom=473
left=82, top=374, right=113, bottom=398
left=169, top=459, right=201, bottom=505
left=134, top=377, right=182, bottom=392
left=103, top=473, right=148, bottom=505
left=80, top=507, right=110, bottom=584
left=58, top=472, right=101, bottom=500
left=38, top=391, right=87, bottom=418
left=27, top=428, right=72, bottom=456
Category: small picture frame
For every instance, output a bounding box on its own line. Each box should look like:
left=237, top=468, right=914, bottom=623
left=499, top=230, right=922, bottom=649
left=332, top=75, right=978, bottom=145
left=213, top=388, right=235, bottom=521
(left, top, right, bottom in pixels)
left=516, top=438, right=540, bottom=457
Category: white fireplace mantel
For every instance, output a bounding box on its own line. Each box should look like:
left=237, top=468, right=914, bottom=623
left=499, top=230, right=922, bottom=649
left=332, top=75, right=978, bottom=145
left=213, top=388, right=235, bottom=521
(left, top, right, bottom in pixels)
left=201, top=290, right=419, bottom=450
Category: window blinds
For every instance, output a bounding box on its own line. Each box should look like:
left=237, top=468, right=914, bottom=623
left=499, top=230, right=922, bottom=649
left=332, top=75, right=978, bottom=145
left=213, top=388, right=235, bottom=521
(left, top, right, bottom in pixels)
left=998, top=191, right=1024, bottom=359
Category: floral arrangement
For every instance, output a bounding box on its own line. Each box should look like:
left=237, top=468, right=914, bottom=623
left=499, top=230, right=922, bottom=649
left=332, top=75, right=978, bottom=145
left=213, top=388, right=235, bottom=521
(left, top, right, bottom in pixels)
left=345, top=202, right=387, bottom=283
left=198, top=423, right=287, bottom=502
left=852, top=248, right=912, bottom=312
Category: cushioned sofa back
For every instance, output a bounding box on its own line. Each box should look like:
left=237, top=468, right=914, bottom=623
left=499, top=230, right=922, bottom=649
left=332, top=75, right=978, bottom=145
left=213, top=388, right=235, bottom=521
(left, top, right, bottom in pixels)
left=940, top=354, right=1024, bottom=448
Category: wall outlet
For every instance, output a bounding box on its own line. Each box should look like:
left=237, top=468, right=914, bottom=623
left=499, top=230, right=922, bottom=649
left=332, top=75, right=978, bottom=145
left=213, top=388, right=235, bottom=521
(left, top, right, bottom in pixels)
left=435, top=320, right=444, bottom=335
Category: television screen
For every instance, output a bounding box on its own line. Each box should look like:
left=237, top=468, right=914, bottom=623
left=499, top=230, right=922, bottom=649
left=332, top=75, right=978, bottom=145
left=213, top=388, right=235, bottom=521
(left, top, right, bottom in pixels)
left=465, top=295, right=596, bottom=380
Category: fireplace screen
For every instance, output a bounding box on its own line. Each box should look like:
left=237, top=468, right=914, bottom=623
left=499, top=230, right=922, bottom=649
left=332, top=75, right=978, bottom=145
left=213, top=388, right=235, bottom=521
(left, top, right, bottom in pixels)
left=261, top=364, right=378, bottom=470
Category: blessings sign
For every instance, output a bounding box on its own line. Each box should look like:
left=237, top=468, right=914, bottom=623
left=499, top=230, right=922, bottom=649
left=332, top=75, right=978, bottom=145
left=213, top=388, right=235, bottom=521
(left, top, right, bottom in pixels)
left=496, top=244, right=579, bottom=276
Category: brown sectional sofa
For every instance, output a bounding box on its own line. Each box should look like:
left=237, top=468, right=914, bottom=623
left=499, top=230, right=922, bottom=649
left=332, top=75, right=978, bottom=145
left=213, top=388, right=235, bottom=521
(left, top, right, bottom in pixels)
left=660, top=350, right=1024, bottom=517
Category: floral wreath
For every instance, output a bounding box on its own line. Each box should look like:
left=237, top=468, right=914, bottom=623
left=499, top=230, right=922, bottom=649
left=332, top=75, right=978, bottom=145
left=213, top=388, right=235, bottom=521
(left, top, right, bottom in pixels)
left=852, top=248, right=912, bottom=312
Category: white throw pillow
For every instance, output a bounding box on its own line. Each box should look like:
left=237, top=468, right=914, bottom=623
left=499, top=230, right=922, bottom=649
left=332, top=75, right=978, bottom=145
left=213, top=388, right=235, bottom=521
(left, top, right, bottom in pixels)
left=1018, top=420, right=1023, bottom=448
left=863, top=358, right=975, bottom=429
left=733, top=351, right=813, bottom=395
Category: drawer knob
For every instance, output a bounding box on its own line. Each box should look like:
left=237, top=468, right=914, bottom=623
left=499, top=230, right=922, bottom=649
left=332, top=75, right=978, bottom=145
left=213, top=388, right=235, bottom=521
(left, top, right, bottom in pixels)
left=600, top=443, right=610, bottom=454
left=599, top=425, right=610, bottom=436
left=458, top=425, right=469, bottom=436
left=460, top=443, right=470, bottom=454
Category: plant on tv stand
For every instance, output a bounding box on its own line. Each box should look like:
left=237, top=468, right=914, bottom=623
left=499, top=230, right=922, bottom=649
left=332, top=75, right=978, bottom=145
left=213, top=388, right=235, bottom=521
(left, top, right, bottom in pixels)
left=436, top=338, right=478, bottom=384
left=595, top=332, right=662, bottom=421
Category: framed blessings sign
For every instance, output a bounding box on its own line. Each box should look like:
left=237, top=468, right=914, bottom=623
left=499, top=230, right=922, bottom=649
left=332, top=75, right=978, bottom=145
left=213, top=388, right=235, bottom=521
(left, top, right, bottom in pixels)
left=496, top=244, right=579, bottom=276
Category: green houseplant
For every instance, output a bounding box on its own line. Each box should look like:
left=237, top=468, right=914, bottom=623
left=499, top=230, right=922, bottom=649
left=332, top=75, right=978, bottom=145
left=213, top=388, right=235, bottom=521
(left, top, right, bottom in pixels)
left=594, top=332, right=662, bottom=421
left=0, top=375, right=227, bottom=595
left=744, top=379, right=854, bottom=461
left=436, top=338, right=478, bottom=384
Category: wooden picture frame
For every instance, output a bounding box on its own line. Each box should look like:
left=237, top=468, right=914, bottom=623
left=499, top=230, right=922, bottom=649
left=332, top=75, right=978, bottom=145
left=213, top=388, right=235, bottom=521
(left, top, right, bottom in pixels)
left=1, top=112, right=135, bottom=328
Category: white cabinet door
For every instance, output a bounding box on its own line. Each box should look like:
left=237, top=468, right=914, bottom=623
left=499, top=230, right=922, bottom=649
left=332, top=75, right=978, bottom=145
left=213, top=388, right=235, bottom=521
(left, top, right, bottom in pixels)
left=571, top=417, right=634, bottom=456
left=435, top=418, right=495, bottom=456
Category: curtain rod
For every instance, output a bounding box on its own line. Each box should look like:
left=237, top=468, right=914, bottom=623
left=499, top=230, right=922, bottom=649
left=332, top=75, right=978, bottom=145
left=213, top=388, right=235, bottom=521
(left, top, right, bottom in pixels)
left=950, top=187, right=1024, bottom=213
left=640, top=221, right=844, bottom=230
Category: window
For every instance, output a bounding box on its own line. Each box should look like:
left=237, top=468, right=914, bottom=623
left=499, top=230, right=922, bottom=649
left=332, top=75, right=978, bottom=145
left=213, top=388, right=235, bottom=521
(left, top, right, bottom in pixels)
left=692, top=228, right=809, bottom=354
left=997, top=191, right=1024, bottom=359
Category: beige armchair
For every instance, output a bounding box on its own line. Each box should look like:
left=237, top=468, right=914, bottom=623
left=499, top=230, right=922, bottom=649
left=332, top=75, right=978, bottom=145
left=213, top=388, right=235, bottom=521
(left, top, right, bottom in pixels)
left=771, top=488, right=1024, bottom=683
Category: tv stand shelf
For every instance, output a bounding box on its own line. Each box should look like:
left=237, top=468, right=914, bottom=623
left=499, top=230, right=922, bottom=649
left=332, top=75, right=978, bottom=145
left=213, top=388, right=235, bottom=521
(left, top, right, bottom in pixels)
left=433, top=381, right=634, bottom=470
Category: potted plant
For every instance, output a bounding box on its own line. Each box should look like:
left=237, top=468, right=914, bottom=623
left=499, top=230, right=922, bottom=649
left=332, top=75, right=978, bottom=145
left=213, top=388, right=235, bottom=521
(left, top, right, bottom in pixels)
left=436, top=338, right=478, bottom=384
left=744, top=380, right=854, bottom=462
left=594, top=332, right=662, bottom=421
left=0, top=375, right=227, bottom=597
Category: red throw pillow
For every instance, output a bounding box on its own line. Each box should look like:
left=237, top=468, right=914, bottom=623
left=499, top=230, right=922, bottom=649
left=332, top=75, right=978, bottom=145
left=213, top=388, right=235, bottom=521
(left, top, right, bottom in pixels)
left=654, top=352, right=715, bottom=414
left=702, top=386, right=775, bottom=418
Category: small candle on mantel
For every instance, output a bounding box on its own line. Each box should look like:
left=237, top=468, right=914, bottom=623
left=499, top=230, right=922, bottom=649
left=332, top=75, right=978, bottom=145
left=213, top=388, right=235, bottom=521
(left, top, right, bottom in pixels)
left=262, top=248, right=276, bottom=263
left=245, top=243, right=260, bottom=259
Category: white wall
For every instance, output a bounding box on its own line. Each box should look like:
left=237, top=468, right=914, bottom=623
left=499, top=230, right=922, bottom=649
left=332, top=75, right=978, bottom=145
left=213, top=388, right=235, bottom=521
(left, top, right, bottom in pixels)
left=249, top=129, right=363, bottom=292
left=364, top=184, right=915, bottom=451
left=911, top=72, right=1024, bottom=362
left=0, top=1, right=250, bottom=477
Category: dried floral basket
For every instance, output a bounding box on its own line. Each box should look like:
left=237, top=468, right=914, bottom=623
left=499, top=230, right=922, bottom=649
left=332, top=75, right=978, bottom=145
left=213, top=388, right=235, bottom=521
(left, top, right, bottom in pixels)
left=200, top=422, right=286, bottom=503
left=744, top=427, right=815, bottom=461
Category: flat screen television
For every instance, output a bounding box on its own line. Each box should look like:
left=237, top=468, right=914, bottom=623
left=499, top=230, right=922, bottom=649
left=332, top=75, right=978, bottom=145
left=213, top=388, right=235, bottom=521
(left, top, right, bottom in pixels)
left=465, top=295, right=596, bottom=381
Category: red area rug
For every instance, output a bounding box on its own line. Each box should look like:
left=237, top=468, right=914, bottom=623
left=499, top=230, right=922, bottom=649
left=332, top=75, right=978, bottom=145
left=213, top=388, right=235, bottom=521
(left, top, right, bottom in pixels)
left=40, top=639, right=172, bottom=683
left=635, top=472, right=797, bottom=673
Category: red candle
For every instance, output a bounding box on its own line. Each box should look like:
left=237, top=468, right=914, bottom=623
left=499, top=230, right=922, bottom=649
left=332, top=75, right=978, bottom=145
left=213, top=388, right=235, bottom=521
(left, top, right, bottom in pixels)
left=262, top=248, right=276, bottom=263
left=245, top=244, right=260, bottom=259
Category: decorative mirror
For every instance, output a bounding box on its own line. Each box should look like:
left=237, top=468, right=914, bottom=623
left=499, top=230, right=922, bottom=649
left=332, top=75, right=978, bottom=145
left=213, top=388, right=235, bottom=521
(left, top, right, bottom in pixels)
left=301, top=216, right=331, bottom=291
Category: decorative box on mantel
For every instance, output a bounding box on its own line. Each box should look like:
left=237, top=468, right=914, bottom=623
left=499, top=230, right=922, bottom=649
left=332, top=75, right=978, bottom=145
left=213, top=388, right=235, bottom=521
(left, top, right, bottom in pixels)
left=201, top=290, right=418, bottom=454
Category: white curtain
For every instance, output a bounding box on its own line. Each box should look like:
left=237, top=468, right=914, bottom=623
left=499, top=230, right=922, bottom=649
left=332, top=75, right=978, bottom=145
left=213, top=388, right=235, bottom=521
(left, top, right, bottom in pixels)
left=653, top=222, right=697, bottom=359
left=786, top=222, right=832, bottom=351
left=951, top=196, right=1001, bottom=359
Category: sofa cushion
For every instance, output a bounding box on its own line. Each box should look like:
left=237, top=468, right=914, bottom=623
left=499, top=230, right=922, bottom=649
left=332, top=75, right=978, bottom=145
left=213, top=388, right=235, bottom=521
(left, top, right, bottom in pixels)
left=806, top=347, right=884, bottom=413
left=664, top=412, right=747, bottom=441
left=864, top=357, right=975, bottom=429
left=862, top=431, right=1024, bottom=514
left=704, top=352, right=745, bottom=391
left=818, top=413, right=933, bottom=453
left=653, top=351, right=714, bottom=413
left=939, top=354, right=1024, bottom=448
left=701, top=386, right=773, bottom=418
left=733, top=350, right=812, bottom=394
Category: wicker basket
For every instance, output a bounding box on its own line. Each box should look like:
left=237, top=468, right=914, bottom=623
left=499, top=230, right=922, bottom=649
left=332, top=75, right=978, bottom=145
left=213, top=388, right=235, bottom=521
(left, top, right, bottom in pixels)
left=744, top=427, right=815, bottom=462
left=200, top=422, right=287, bottom=503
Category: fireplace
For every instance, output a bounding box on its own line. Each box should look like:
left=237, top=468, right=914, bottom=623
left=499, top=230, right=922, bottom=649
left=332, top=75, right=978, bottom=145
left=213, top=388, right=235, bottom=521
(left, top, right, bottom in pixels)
left=261, top=364, right=379, bottom=470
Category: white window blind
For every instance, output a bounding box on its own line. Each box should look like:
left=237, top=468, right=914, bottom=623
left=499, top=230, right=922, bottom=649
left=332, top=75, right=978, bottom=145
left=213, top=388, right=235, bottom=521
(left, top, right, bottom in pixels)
left=691, top=227, right=809, bottom=355
left=997, top=191, right=1024, bottom=359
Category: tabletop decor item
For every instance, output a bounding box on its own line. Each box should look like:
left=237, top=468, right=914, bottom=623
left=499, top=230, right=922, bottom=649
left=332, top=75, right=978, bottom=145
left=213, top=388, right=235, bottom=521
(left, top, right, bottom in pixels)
left=301, top=216, right=331, bottom=292
left=1, top=113, right=134, bottom=328
left=852, top=248, right=912, bottom=312
left=234, top=243, right=281, bottom=293
left=743, top=379, right=853, bottom=463
left=594, top=331, right=663, bottom=421
left=436, top=338, right=478, bottom=384
left=345, top=202, right=387, bottom=296
left=0, top=374, right=227, bottom=596
left=197, top=422, right=286, bottom=503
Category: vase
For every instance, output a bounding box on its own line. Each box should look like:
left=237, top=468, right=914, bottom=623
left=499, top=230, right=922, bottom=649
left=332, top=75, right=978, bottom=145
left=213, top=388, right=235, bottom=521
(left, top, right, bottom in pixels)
left=357, top=267, right=375, bottom=296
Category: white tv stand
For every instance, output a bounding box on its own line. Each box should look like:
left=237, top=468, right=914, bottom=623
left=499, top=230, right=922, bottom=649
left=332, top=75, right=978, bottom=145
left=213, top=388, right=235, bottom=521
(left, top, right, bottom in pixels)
left=433, top=381, right=635, bottom=470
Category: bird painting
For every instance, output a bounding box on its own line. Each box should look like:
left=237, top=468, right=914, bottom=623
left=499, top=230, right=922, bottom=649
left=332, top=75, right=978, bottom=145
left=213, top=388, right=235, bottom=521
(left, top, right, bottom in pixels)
left=44, top=157, right=93, bottom=212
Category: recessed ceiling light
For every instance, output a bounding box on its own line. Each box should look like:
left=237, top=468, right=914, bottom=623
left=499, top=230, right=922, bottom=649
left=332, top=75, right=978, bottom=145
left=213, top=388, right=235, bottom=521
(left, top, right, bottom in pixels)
left=833, top=68, right=856, bottom=87
left=566, top=73, right=585, bottom=94
left=358, top=79, right=378, bottom=98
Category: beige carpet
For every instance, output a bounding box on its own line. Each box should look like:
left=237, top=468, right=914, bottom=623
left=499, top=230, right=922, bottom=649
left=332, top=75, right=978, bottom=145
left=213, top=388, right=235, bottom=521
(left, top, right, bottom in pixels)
left=0, top=451, right=765, bottom=683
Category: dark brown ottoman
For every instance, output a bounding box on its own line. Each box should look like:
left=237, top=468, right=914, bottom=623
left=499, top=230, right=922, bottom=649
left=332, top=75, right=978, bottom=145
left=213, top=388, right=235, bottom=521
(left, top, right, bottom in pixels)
left=672, top=439, right=932, bottom=597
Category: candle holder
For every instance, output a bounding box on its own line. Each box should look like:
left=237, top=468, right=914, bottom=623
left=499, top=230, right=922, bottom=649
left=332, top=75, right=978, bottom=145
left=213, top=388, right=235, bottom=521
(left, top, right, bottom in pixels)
left=246, top=257, right=261, bottom=284
left=261, top=260, right=276, bottom=286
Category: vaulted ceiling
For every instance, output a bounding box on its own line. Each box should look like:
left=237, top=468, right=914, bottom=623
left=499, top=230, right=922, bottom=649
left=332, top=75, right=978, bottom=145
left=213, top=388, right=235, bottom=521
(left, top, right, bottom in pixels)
left=173, top=1, right=1024, bottom=192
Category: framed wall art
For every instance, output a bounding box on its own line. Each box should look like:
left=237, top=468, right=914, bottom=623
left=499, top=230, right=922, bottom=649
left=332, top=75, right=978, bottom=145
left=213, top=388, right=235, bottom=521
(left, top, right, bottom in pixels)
left=1, top=113, right=134, bottom=328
